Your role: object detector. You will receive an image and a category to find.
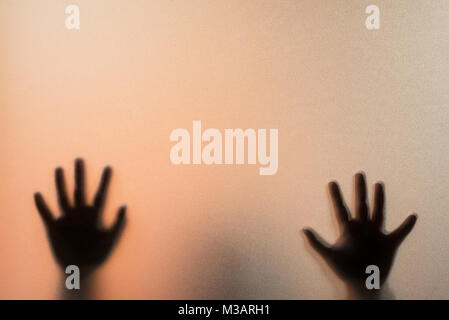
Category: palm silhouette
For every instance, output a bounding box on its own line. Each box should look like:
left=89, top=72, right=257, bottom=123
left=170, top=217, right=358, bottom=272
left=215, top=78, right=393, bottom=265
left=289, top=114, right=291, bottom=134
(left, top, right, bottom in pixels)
left=303, top=172, right=417, bottom=294
left=34, top=158, right=126, bottom=272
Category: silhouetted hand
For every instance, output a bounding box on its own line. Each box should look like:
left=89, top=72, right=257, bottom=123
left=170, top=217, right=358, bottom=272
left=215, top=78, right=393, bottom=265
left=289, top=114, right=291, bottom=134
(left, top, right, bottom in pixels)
left=303, top=172, right=417, bottom=298
left=34, top=158, right=126, bottom=274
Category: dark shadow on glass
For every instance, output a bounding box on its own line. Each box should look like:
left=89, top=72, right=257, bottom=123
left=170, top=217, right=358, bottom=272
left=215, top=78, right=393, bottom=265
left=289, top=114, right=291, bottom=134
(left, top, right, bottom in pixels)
left=303, top=172, right=417, bottom=299
left=34, top=158, right=127, bottom=299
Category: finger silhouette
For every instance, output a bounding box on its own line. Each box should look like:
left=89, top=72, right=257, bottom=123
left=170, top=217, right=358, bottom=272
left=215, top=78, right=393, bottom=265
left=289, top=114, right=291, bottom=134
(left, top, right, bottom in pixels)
left=34, top=193, right=54, bottom=226
left=74, top=158, right=86, bottom=207
left=355, top=172, right=368, bottom=222
left=55, top=167, right=70, bottom=213
left=109, top=206, right=126, bottom=239
left=93, top=166, right=112, bottom=214
left=329, top=181, right=350, bottom=225
left=389, top=214, right=418, bottom=246
left=303, top=228, right=333, bottom=261
left=371, top=183, right=384, bottom=229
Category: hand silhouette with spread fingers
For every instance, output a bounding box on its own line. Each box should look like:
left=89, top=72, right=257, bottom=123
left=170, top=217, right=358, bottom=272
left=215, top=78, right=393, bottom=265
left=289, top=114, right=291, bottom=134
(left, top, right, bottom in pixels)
left=34, top=158, right=126, bottom=275
left=303, top=172, right=417, bottom=298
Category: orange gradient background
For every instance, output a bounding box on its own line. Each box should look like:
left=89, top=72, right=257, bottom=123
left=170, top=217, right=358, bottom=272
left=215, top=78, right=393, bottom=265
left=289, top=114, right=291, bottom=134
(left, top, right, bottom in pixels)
left=0, top=0, right=448, bottom=298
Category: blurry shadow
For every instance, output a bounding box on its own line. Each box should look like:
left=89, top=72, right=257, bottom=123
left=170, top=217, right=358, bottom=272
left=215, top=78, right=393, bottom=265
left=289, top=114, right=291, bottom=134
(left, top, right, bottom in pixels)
left=34, top=158, right=127, bottom=299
